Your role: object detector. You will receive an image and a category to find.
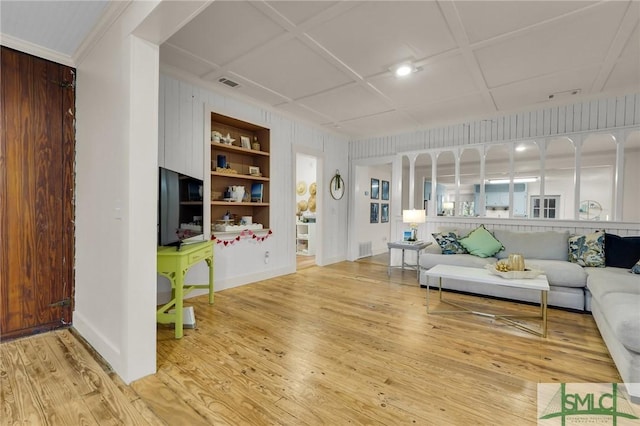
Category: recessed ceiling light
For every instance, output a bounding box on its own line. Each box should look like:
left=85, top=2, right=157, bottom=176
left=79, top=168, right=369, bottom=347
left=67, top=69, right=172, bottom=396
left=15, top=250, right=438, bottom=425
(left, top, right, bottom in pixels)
left=395, top=64, right=413, bottom=77
left=515, top=145, right=526, bottom=152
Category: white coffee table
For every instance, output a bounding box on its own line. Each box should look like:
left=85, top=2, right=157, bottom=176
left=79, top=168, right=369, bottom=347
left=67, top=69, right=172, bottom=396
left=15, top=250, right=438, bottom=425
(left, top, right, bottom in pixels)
left=424, top=264, right=550, bottom=337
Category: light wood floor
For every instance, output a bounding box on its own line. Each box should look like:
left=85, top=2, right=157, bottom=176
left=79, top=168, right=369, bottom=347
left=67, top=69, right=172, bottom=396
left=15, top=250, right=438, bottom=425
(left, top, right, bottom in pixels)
left=1, top=260, right=620, bottom=425
left=296, top=254, right=316, bottom=270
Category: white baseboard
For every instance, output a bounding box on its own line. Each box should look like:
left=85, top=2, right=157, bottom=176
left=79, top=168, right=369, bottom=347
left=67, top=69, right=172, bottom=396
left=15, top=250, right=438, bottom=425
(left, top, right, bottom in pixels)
left=72, top=310, right=121, bottom=372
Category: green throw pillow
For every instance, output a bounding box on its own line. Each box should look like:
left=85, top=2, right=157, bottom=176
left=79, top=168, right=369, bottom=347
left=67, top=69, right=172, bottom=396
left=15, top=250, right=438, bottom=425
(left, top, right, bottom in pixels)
left=457, top=225, right=504, bottom=258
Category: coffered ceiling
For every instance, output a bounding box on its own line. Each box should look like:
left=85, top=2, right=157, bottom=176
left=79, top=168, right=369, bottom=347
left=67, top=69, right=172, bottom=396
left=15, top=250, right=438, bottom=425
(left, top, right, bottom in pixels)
left=2, top=1, right=639, bottom=139
left=161, top=1, right=640, bottom=138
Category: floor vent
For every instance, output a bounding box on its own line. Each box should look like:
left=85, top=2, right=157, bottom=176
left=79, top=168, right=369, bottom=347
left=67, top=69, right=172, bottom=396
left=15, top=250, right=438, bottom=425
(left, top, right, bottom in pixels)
left=358, top=241, right=373, bottom=258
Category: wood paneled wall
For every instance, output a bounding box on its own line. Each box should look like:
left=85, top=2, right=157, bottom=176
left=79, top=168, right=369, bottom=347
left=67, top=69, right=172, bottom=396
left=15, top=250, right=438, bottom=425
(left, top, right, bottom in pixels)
left=351, top=93, right=640, bottom=159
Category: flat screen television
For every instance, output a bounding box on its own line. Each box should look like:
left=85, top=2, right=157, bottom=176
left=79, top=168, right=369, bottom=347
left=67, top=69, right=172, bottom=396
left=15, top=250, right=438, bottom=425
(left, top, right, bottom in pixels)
left=158, top=167, right=204, bottom=247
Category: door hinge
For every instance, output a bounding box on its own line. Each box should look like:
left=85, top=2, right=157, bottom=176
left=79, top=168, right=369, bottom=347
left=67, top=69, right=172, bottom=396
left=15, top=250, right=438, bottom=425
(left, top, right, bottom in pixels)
left=49, top=298, right=71, bottom=308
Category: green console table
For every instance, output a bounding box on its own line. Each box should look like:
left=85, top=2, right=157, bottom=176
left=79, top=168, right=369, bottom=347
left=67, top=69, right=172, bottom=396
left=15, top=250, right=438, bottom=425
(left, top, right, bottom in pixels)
left=156, top=240, right=214, bottom=338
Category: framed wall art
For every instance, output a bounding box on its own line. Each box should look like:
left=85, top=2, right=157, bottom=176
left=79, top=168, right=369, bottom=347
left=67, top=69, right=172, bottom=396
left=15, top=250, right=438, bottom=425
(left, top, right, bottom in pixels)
left=371, top=178, right=379, bottom=199
left=381, top=180, right=389, bottom=200
left=370, top=203, right=379, bottom=223
left=381, top=203, right=389, bottom=223
left=240, top=136, right=251, bottom=149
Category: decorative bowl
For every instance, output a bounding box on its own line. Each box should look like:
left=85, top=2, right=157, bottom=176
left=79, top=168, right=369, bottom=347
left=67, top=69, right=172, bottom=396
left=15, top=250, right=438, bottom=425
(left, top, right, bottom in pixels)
left=485, top=264, right=544, bottom=279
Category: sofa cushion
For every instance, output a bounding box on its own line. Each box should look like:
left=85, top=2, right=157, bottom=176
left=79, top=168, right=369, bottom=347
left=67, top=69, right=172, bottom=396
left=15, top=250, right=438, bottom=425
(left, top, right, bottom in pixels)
left=495, top=230, right=569, bottom=261
left=568, top=230, right=605, bottom=267
left=605, top=233, right=640, bottom=269
left=586, top=267, right=640, bottom=300
left=432, top=232, right=468, bottom=254
left=597, top=292, right=640, bottom=353
left=458, top=225, right=504, bottom=258
left=527, top=259, right=588, bottom=288
left=420, top=252, right=495, bottom=270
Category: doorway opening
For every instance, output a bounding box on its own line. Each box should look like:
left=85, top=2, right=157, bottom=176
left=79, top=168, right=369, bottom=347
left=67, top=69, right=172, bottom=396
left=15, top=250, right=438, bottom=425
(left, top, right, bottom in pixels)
left=296, top=152, right=319, bottom=270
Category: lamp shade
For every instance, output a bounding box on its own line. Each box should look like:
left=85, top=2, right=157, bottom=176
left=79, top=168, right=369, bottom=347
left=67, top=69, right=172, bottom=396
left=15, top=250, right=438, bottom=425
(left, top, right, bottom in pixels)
left=402, top=209, right=426, bottom=224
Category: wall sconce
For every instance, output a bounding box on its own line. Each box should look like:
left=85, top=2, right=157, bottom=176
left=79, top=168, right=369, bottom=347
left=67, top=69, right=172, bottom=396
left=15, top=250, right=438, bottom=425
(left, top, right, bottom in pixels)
left=402, top=209, right=426, bottom=241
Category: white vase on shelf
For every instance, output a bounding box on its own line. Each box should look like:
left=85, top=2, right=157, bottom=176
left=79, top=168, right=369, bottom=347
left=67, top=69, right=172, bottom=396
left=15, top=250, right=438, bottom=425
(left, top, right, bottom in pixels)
left=230, top=186, right=245, bottom=202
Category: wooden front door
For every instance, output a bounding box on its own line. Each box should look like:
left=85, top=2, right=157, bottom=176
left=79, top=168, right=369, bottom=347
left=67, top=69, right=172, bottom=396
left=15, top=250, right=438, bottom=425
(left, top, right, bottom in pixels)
left=0, top=47, right=75, bottom=340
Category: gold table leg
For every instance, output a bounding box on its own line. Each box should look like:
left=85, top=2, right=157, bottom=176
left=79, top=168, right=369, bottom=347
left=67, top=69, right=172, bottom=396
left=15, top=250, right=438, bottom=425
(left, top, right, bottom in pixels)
left=426, top=276, right=548, bottom=337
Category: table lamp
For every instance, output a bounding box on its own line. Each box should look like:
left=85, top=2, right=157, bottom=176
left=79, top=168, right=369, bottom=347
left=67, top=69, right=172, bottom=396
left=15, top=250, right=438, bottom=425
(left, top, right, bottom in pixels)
left=403, top=209, right=426, bottom=241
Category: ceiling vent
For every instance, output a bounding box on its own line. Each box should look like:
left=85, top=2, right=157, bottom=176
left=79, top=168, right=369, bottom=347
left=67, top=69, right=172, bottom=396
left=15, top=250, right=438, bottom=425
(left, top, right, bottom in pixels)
left=548, top=89, right=580, bottom=100
left=218, top=77, right=240, bottom=88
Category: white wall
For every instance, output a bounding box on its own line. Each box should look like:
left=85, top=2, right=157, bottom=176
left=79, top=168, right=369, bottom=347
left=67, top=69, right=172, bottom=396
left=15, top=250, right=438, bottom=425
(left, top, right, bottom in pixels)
left=158, top=72, right=349, bottom=291
left=355, top=164, right=392, bottom=256
left=75, top=2, right=160, bottom=384
left=74, top=0, right=210, bottom=384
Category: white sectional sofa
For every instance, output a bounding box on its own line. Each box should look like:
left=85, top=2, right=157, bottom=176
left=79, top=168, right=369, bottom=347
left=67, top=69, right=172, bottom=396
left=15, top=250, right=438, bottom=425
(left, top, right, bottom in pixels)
left=418, top=226, right=640, bottom=399
left=419, top=229, right=588, bottom=310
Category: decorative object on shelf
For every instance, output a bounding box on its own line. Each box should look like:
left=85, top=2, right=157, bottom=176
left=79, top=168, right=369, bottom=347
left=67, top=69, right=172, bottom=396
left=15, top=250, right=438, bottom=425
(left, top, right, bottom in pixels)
left=212, top=229, right=273, bottom=246
left=241, top=136, right=251, bottom=149
left=251, top=183, right=264, bottom=202
left=252, top=139, right=260, bottom=151
left=309, top=182, right=317, bottom=196
left=211, top=130, right=222, bottom=142
left=217, top=154, right=227, bottom=168
left=249, top=166, right=261, bottom=176
left=579, top=200, right=603, bottom=220
left=371, top=178, right=379, bottom=199
left=228, top=185, right=245, bottom=202
left=223, top=133, right=235, bottom=145
left=402, top=209, right=426, bottom=241
left=370, top=202, right=379, bottom=223
left=381, top=203, right=389, bottom=223
left=381, top=180, right=389, bottom=200
left=215, top=167, right=238, bottom=174
left=296, top=181, right=307, bottom=195
left=297, top=199, right=308, bottom=212
left=329, top=170, right=345, bottom=200
left=308, top=196, right=316, bottom=212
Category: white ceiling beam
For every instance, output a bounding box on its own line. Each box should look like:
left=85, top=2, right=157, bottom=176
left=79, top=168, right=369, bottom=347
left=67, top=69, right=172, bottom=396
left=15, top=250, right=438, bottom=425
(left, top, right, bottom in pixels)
left=437, top=0, right=497, bottom=113
left=590, top=1, right=640, bottom=92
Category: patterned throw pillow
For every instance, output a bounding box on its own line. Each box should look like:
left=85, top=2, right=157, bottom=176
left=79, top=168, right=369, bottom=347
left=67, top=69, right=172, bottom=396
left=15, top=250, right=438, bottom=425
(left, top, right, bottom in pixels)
left=568, top=230, right=605, bottom=267
left=432, top=232, right=468, bottom=255
left=631, top=260, right=640, bottom=274
left=457, top=225, right=504, bottom=258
